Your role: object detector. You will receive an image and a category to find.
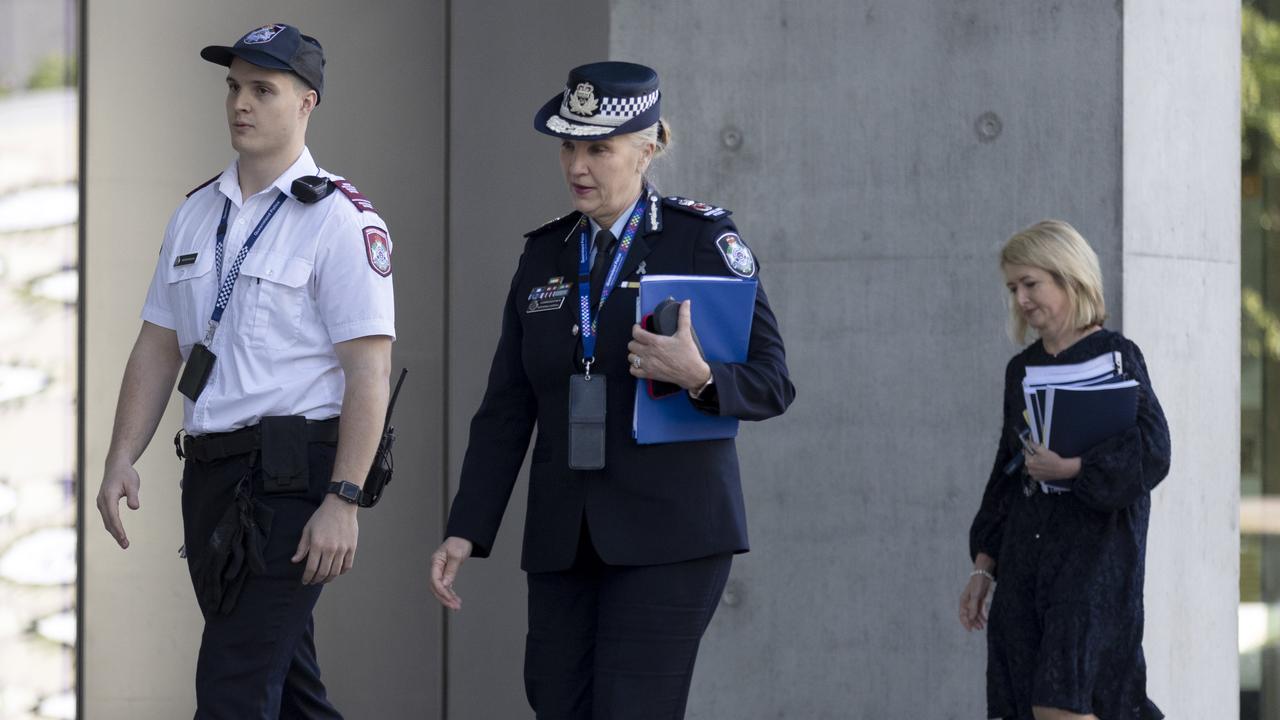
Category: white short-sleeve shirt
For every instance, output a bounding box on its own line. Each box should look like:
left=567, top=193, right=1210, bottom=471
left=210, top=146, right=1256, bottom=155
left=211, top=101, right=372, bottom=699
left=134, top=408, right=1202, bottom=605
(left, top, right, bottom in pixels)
left=142, top=147, right=396, bottom=435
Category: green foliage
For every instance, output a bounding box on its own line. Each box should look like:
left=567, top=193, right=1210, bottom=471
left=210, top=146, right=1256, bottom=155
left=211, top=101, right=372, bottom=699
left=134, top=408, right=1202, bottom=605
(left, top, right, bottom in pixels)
left=1244, top=287, right=1280, bottom=360
left=25, top=54, right=76, bottom=90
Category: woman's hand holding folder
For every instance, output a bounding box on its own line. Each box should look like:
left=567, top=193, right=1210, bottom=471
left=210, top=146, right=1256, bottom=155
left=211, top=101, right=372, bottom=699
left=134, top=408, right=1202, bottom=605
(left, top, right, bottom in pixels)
left=627, top=299, right=712, bottom=391
left=1022, top=443, right=1081, bottom=483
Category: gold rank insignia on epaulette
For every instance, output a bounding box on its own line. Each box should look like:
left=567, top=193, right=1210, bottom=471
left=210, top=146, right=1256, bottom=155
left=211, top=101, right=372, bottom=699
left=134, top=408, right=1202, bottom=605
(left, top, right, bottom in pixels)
left=663, top=196, right=731, bottom=219
left=524, top=211, right=583, bottom=239
left=186, top=174, right=220, bottom=197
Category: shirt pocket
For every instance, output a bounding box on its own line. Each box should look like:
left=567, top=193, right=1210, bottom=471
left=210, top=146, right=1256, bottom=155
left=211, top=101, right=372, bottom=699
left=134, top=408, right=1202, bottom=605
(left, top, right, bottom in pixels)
left=163, top=250, right=216, bottom=350
left=238, top=250, right=314, bottom=350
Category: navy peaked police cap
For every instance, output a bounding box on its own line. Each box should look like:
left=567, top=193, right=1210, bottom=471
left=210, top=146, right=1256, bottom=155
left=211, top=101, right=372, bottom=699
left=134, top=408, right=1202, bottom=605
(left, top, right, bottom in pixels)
left=201, top=23, right=326, bottom=103
left=535, top=61, right=661, bottom=139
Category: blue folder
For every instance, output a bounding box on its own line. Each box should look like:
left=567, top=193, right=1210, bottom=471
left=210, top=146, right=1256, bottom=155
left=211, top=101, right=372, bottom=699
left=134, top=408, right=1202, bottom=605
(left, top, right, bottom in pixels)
left=1043, top=380, right=1139, bottom=457
left=633, top=275, right=758, bottom=444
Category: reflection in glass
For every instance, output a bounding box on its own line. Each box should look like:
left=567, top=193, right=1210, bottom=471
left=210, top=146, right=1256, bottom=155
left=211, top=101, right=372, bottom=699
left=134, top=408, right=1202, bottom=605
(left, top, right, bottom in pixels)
left=0, top=528, right=75, bottom=586
left=0, top=185, right=78, bottom=234
left=0, top=0, right=79, bottom=712
left=27, top=269, right=77, bottom=306
left=33, top=610, right=74, bottom=647
left=34, top=692, right=73, bottom=720
left=0, top=365, right=50, bottom=405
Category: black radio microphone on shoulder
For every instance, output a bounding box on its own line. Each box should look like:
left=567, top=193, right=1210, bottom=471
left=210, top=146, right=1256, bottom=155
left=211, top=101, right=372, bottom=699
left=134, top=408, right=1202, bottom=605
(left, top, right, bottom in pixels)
left=291, top=175, right=335, bottom=204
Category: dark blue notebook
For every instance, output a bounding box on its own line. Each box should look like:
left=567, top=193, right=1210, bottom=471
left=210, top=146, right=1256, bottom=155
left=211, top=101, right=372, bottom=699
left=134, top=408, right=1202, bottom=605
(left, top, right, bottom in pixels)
left=1044, top=380, right=1139, bottom=457
left=633, top=275, right=757, bottom=444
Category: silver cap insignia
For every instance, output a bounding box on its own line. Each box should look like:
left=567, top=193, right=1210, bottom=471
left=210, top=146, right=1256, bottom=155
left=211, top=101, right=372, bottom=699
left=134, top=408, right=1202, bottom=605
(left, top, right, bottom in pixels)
left=567, top=82, right=599, bottom=116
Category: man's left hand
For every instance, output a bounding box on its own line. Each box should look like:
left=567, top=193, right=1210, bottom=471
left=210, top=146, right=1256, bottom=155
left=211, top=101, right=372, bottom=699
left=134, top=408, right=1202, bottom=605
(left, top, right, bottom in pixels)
left=292, top=495, right=359, bottom=584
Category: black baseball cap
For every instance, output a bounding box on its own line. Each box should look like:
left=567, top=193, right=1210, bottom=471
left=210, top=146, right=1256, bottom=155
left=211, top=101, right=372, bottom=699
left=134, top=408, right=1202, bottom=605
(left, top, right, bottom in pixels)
left=201, top=23, right=325, bottom=103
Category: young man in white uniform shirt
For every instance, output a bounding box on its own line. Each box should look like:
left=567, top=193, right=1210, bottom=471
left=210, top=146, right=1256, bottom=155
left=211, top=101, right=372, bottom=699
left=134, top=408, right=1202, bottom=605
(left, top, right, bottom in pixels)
left=94, top=23, right=393, bottom=718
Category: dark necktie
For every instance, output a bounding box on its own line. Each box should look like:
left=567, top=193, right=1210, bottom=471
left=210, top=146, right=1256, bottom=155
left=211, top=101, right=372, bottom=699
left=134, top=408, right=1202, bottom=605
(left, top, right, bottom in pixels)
left=589, top=228, right=617, bottom=310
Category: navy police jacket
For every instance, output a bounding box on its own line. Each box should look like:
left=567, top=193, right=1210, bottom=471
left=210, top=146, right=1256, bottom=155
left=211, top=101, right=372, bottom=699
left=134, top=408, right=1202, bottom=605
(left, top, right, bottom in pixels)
left=445, top=191, right=795, bottom=573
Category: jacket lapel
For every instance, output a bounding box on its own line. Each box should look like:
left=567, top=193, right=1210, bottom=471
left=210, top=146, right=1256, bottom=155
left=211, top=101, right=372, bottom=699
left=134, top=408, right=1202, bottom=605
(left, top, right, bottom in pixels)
left=617, top=232, right=652, bottom=282
left=558, top=213, right=586, bottom=280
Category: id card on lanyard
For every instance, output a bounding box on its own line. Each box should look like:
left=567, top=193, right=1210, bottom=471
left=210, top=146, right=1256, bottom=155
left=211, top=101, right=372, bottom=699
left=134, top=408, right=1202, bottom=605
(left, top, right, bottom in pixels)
left=177, top=191, right=288, bottom=402
left=568, top=195, right=645, bottom=470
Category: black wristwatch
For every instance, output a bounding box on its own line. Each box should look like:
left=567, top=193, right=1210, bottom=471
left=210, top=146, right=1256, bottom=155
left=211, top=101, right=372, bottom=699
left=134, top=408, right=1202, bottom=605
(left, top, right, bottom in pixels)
left=326, top=480, right=364, bottom=505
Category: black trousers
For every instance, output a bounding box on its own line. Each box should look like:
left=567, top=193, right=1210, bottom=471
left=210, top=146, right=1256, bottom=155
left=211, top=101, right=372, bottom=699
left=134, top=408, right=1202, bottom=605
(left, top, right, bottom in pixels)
left=181, top=439, right=343, bottom=720
left=524, top=522, right=733, bottom=720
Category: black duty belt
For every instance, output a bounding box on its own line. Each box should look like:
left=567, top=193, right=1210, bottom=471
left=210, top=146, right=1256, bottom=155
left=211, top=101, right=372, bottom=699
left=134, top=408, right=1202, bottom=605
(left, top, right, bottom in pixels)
left=181, top=417, right=340, bottom=462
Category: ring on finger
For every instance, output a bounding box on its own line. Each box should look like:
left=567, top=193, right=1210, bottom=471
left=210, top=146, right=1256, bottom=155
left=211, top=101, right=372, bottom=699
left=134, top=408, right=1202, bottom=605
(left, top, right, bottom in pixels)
left=631, top=355, right=642, bottom=369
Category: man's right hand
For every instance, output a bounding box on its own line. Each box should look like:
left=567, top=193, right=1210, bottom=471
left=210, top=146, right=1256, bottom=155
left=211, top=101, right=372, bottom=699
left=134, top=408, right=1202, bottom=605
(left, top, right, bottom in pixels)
left=430, top=536, right=473, bottom=610
left=97, top=459, right=142, bottom=549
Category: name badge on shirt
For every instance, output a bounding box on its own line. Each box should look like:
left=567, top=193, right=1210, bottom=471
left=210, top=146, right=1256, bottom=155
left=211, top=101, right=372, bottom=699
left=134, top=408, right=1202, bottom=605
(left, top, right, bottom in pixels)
left=174, top=253, right=198, bottom=267
left=527, top=281, right=570, bottom=313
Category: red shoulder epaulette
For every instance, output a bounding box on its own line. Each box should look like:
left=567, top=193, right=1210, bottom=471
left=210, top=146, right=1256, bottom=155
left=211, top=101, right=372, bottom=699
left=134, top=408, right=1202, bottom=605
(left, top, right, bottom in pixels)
left=332, top=178, right=378, bottom=214
left=186, top=174, right=220, bottom=198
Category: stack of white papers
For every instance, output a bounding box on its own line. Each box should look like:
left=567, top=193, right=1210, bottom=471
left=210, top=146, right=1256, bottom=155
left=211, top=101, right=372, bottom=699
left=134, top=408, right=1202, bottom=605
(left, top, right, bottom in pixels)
left=1021, top=351, right=1136, bottom=450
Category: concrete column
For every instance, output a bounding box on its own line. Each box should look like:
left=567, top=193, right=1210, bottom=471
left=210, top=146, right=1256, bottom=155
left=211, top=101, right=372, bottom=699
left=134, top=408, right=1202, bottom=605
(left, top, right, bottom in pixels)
left=82, top=2, right=446, bottom=716
left=1123, top=1, right=1240, bottom=716
left=607, top=0, right=1237, bottom=716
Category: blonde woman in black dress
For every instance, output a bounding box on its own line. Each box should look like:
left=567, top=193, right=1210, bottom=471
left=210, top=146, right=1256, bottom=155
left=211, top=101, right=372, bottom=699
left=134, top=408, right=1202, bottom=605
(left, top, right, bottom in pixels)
left=959, top=220, right=1170, bottom=720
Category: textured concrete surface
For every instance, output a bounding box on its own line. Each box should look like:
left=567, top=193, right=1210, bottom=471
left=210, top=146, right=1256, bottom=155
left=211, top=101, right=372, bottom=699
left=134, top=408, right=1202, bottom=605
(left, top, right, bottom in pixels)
left=1123, top=0, right=1241, bottom=716
left=444, top=2, right=607, bottom=718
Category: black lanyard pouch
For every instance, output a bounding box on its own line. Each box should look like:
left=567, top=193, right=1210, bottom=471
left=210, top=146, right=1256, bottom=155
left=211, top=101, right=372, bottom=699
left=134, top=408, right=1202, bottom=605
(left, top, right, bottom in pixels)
left=568, top=374, right=606, bottom=470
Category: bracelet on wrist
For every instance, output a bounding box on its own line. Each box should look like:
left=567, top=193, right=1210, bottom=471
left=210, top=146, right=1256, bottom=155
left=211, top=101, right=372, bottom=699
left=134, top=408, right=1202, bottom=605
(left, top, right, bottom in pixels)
left=689, top=368, right=714, bottom=399
left=970, top=568, right=995, bottom=582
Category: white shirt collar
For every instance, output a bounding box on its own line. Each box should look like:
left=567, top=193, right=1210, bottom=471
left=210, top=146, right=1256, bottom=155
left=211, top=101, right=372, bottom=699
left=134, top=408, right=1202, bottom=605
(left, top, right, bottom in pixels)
left=217, top=146, right=319, bottom=207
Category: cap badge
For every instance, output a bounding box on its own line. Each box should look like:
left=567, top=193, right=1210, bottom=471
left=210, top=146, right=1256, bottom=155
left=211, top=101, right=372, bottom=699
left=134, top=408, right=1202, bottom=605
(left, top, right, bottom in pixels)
left=567, top=82, right=599, bottom=117
left=243, top=24, right=286, bottom=44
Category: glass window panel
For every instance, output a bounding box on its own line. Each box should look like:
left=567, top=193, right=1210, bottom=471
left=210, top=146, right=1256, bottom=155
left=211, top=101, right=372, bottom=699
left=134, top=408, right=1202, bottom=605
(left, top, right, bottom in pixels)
left=0, top=0, right=79, bottom=716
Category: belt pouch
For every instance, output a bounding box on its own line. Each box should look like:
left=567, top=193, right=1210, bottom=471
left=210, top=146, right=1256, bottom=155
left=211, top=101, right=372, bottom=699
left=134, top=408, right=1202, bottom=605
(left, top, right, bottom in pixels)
left=260, top=415, right=309, bottom=493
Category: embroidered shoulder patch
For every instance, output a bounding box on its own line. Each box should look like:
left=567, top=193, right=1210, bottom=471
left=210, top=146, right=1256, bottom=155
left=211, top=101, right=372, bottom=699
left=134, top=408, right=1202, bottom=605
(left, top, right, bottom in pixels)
left=186, top=174, right=220, bottom=198
left=664, top=196, right=731, bottom=220
left=334, top=178, right=378, bottom=214
left=364, top=226, right=392, bottom=277
left=524, top=212, right=582, bottom=238
left=715, top=232, right=756, bottom=278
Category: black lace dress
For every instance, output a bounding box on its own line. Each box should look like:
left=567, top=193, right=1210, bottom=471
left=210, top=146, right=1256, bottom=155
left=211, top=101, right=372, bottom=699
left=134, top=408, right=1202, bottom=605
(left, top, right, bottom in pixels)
left=969, top=329, right=1170, bottom=719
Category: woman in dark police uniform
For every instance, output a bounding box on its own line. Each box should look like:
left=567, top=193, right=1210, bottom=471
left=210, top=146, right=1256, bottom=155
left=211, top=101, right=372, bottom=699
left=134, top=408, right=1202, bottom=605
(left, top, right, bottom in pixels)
left=959, top=220, right=1170, bottom=720
left=428, top=61, right=794, bottom=718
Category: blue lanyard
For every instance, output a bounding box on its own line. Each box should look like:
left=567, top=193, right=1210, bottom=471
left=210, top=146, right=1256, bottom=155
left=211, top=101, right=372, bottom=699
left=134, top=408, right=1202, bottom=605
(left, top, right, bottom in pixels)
left=204, top=191, right=288, bottom=344
left=577, top=195, right=646, bottom=372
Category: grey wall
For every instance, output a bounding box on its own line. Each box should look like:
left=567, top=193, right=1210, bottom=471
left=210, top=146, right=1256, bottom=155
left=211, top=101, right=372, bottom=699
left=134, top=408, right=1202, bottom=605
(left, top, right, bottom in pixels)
left=82, top=2, right=445, bottom=717
left=445, top=4, right=607, bottom=717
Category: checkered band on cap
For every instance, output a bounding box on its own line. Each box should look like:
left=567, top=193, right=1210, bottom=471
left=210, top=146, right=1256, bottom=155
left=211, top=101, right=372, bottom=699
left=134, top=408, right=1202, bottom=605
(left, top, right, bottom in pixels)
left=559, top=87, right=660, bottom=128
